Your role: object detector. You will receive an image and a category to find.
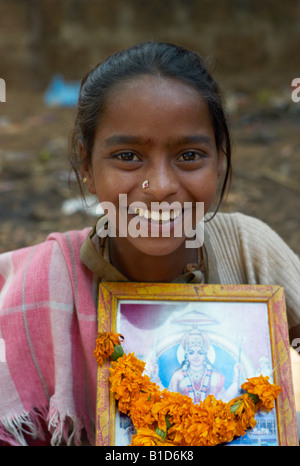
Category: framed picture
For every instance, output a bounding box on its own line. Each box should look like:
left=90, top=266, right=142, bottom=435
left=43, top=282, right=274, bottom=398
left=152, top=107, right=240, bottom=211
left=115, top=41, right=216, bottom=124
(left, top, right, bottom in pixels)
left=95, top=282, right=298, bottom=446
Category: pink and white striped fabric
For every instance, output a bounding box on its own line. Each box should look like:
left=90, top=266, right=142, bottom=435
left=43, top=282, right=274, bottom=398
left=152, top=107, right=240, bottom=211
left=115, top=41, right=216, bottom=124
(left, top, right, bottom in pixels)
left=0, top=228, right=98, bottom=446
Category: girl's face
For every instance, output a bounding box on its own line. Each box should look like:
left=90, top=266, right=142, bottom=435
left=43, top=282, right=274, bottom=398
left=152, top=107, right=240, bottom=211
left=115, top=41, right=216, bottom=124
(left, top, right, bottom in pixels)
left=83, top=75, right=223, bottom=257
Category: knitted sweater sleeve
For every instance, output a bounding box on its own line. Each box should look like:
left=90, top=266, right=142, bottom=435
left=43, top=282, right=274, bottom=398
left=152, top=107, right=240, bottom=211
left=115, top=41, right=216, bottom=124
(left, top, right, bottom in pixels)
left=208, top=213, right=300, bottom=329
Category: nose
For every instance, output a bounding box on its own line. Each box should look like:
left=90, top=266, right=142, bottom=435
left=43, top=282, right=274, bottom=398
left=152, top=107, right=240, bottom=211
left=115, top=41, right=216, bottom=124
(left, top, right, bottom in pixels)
left=143, top=158, right=179, bottom=201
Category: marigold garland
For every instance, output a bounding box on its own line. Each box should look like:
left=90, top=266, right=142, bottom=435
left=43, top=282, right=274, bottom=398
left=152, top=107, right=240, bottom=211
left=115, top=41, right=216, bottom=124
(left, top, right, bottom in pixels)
left=94, top=332, right=281, bottom=446
left=94, top=332, right=124, bottom=366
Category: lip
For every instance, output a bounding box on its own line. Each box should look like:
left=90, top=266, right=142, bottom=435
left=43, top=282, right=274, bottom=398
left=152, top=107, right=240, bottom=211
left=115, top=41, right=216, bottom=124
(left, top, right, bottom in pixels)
left=139, top=212, right=183, bottom=237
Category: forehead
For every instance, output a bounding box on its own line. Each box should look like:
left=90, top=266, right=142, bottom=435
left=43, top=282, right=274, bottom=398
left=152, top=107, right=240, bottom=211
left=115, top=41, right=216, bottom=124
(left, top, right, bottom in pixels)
left=105, top=74, right=204, bottom=109
left=95, top=75, right=214, bottom=142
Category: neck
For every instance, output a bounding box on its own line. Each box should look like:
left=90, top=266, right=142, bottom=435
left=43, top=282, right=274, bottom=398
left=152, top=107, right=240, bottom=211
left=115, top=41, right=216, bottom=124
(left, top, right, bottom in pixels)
left=189, top=364, right=205, bottom=374
left=109, top=238, right=199, bottom=282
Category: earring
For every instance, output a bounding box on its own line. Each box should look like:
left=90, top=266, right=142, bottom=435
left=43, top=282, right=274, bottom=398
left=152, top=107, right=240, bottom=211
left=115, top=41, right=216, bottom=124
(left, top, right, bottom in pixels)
left=142, top=180, right=149, bottom=189
left=82, top=177, right=87, bottom=183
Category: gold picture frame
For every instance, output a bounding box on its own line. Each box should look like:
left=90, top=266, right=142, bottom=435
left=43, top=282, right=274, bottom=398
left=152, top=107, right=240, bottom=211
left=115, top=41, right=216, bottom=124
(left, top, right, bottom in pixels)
left=95, top=282, right=298, bottom=446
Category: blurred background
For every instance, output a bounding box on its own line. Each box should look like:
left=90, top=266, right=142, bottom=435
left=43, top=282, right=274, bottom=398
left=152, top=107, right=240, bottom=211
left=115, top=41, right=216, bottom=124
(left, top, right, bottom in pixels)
left=0, top=0, right=299, bottom=429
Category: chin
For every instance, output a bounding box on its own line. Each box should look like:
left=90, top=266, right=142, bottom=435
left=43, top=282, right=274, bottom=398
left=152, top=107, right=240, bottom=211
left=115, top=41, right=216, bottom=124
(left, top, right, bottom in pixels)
left=127, top=236, right=188, bottom=257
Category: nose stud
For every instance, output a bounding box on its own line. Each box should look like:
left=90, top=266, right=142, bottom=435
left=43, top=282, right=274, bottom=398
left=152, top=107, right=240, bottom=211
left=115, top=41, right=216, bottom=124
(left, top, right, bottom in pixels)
left=142, top=180, right=149, bottom=189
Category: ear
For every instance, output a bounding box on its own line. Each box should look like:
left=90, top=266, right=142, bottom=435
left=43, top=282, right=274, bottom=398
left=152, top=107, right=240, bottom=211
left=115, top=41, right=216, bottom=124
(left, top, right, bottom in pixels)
left=78, top=140, right=96, bottom=194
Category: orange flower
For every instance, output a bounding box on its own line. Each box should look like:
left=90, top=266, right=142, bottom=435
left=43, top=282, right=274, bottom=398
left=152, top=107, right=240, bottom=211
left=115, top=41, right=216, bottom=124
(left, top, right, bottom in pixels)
left=229, top=394, right=257, bottom=437
left=129, top=391, right=161, bottom=430
left=151, top=390, right=193, bottom=431
left=110, top=352, right=145, bottom=375
left=131, top=427, right=176, bottom=446
left=241, top=375, right=282, bottom=412
left=94, top=332, right=124, bottom=366
left=109, top=353, right=159, bottom=414
left=182, top=395, right=237, bottom=446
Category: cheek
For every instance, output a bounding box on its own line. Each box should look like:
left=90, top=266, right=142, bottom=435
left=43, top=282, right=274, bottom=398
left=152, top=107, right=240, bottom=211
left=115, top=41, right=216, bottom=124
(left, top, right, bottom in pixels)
left=91, top=165, right=137, bottom=202
left=191, top=173, right=219, bottom=209
left=90, top=168, right=118, bottom=203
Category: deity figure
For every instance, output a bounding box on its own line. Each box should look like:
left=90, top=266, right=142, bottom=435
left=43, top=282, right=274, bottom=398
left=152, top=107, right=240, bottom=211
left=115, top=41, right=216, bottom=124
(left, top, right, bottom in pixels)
left=163, top=330, right=241, bottom=403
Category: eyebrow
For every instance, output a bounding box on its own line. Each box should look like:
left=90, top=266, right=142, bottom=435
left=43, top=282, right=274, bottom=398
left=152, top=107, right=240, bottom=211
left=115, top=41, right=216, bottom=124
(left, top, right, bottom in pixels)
left=171, top=135, right=213, bottom=147
left=103, top=134, right=213, bottom=148
left=103, top=135, right=148, bottom=148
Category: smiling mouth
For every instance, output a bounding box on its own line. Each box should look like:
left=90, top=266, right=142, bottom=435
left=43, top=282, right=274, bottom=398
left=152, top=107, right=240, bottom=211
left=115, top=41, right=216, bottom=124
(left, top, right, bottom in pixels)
left=132, top=207, right=182, bottom=222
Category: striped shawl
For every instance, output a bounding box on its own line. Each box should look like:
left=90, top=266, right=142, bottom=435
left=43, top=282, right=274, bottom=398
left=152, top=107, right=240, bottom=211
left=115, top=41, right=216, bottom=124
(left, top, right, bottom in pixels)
left=0, top=228, right=98, bottom=446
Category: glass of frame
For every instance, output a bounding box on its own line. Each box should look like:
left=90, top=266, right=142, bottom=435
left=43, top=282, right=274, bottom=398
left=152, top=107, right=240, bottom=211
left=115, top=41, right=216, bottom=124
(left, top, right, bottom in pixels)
left=95, top=282, right=298, bottom=446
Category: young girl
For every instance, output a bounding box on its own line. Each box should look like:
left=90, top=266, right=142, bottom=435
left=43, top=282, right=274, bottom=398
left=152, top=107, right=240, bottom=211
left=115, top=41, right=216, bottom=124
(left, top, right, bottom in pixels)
left=0, top=42, right=299, bottom=446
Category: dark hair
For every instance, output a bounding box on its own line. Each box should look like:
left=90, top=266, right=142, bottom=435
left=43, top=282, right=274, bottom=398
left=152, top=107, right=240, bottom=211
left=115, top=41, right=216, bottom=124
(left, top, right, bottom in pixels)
left=70, top=41, right=232, bottom=217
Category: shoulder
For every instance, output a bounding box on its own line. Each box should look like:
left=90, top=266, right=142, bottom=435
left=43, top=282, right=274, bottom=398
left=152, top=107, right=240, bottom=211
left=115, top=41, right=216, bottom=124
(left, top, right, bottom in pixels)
left=46, top=227, right=91, bottom=258
left=41, top=227, right=94, bottom=288
left=206, top=211, right=300, bottom=267
left=20, top=227, right=91, bottom=272
left=206, top=212, right=294, bottom=252
left=207, top=211, right=275, bottom=235
left=0, top=227, right=91, bottom=264
left=0, top=228, right=92, bottom=301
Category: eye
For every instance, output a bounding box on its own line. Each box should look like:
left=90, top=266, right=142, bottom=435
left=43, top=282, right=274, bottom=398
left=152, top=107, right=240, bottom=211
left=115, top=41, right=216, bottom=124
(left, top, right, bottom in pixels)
left=113, top=151, right=140, bottom=162
left=177, top=151, right=205, bottom=162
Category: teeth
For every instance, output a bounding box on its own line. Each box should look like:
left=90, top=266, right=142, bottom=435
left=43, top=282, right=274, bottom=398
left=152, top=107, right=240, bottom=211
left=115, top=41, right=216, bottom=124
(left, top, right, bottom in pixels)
left=151, top=210, right=160, bottom=221
left=133, top=207, right=182, bottom=221
left=161, top=211, right=170, bottom=221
